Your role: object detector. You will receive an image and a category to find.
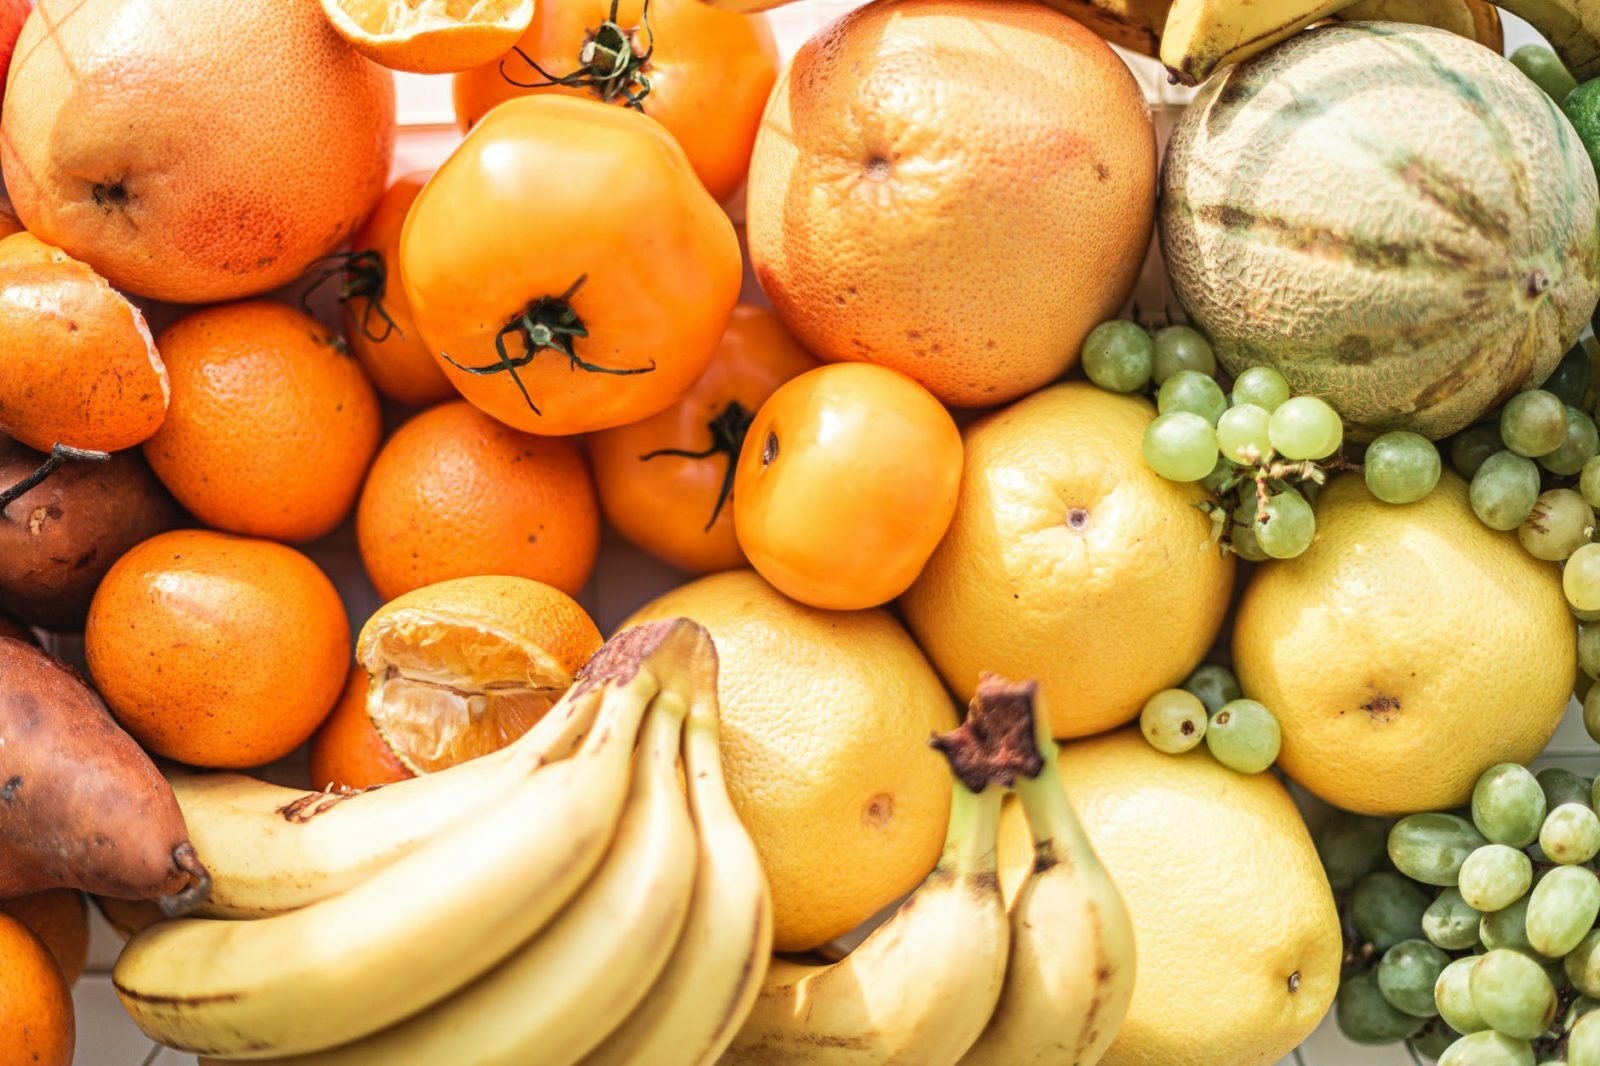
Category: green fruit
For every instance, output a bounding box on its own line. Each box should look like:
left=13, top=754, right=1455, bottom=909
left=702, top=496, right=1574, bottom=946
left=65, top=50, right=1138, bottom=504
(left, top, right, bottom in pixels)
left=1472, top=763, right=1546, bottom=848
left=1355, top=871, right=1430, bottom=952
left=1081, top=321, right=1155, bottom=394
left=1181, top=663, right=1241, bottom=716
left=1140, top=689, right=1208, bottom=755
left=1513, top=45, right=1579, bottom=104
left=1337, top=969, right=1426, bottom=1044
left=1151, top=325, right=1215, bottom=384
left=1378, top=938, right=1450, bottom=1017
left=1389, top=812, right=1487, bottom=886
left=1436, top=956, right=1489, bottom=1036
left=1438, top=1030, right=1535, bottom=1066
left=1423, top=888, right=1482, bottom=951
left=1565, top=77, right=1600, bottom=182
left=1469, top=949, right=1557, bottom=1040
left=1316, top=810, right=1393, bottom=891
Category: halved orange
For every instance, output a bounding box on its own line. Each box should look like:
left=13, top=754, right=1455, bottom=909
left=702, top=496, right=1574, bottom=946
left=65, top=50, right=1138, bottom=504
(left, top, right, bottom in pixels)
left=356, top=575, right=603, bottom=774
left=320, top=0, right=535, bottom=74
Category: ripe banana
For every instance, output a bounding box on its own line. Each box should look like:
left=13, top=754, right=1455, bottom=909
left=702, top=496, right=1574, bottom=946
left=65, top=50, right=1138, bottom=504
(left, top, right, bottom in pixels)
left=170, top=680, right=601, bottom=919
left=722, top=744, right=1009, bottom=1065
left=959, top=677, right=1137, bottom=1066
left=112, top=624, right=674, bottom=1060
left=581, top=639, right=774, bottom=1066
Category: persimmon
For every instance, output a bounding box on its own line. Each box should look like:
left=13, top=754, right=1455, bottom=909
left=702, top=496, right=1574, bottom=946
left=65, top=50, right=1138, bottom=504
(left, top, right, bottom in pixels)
left=734, top=363, right=963, bottom=611
left=452, top=0, right=776, bottom=202
left=400, top=94, right=741, bottom=437
left=589, top=305, right=819, bottom=573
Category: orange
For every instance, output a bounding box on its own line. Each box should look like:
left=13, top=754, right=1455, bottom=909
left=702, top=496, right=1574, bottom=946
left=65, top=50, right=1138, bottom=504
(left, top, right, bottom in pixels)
left=357, top=401, right=600, bottom=601
left=144, top=300, right=382, bottom=544
left=314, top=172, right=455, bottom=408
left=85, top=529, right=351, bottom=769
left=0, top=912, right=73, bottom=1066
left=453, top=0, right=777, bottom=202
left=588, top=305, right=819, bottom=574
left=747, top=0, right=1156, bottom=408
left=357, top=575, right=602, bottom=773
left=400, top=95, right=742, bottom=436
left=0, top=233, right=167, bottom=454
left=0, top=891, right=89, bottom=986
left=308, top=664, right=415, bottom=792
left=321, top=0, right=534, bottom=73
left=1, top=0, right=394, bottom=303
left=734, top=363, right=962, bottom=610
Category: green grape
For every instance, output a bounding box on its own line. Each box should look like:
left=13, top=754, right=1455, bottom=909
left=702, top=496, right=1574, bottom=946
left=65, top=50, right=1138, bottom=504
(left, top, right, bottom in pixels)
left=1389, top=812, right=1488, bottom=886
left=1299, top=477, right=1322, bottom=507
left=1540, top=803, right=1600, bottom=864
left=1337, top=969, right=1427, bottom=1044
left=1473, top=764, right=1547, bottom=848
left=1438, top=1030, right=1536, bottom=1066
left=1453, top=424, right=1506, bottom=479
left=1582, top=457, right=1600, bottom=510
left=1231, top=365, right=1290, bottom=412
left=1436, top=956, right=1490, bottom=1035
left=1569, top=545, right=1600, bottom=613
left=1538, top=768, right=1592, bottom=812
left=1200, top=455, right=1236, bottom=494
left=1571, top=1009, right=1600, bottom=1066
left=1583, top=624, right=1600, bottom=680
left=1513, top=44, right=1579, bottom=101
left=1480, top=894, right=1557, bottom=962
left=1366, top=431, right=1442, bottom=505
left=1204, top=698, right=1280, bottom=772
left=1470, top=451, right=1542, bottom=531
left=1469, top=949, right=1558, bottom=1039
left=1268, top=395, right=1343, bottom=460
left=1080, top=321, right=1154, bottom=393
left=1580, top=667, right=1596, bottom=704
left=1410, top=1022, right=1460, bottom=1061
left=1216, top=403, right=1272, bottom=465
left=1142, top=412, right=1218, bottom=483
left=1578, top=604, right=1600, bottom=623
left=1379, top=938, right=1451, bottom=1017
left=1157, top=370, right=1228, bottom=426
left=1151, top=325, right=1215, bottom=383
left=1316, top=810, right=1394, bottom=891
left=1547, top=343, right=1593, bottom=408
left=1457, top=845, right=1533, bottom=913
left=1355, top=871, right=1432, bottom=951
left=1566, top=930, right=1600, bottom=997
left=1181, top=663, right=1241, bottom=716
left=1424, top=888, right=1483, bottom=951
left=1501, top=390, right=1569, bottom=457
left=1229, top=519, right=1269, bottom=562
left=1525, top=864, right=1600, bottom=957
left=1519, top=488, right=1595, bottom=562
left=1253, top=488, right=1316, bottom=560
left=1540, top=406, right=1600, bottom=475
left=1586, top=686, right=1600, bottom=746
left=1139, top=689, right=1207, bottom=754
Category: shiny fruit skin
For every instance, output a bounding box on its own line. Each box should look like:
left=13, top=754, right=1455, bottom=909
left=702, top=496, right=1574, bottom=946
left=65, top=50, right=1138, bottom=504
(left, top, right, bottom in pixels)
left=401, top=95, right=741, bottom=436
left=588, top=305, right=819, bottom=574
left=0, top=913, right=72, bottom=1066
left=734, top=363, right=963, bottom=610
left=307, top=665, right=414, bottom=793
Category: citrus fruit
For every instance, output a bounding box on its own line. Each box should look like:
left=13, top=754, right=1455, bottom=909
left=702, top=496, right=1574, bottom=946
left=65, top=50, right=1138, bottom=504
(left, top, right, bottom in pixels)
left=747, top=0, right=1155, bottom=407
left=0, top=233, right=166, bottom=454
left=452, top=0, right=777, bottom=202
left=355, top=400, right=600, bottom=601
left=85, top=529, right=350, bottom=769
left=902, top=382, right=1235, bottom=738
left=997, top=728, right=1340, bottom=1065
left=321, top=0, right=533, bottom=73
left=588, top=304, right=819, bottom=574
left=0, top=912, right=72, bottom=1066
left=624, top=568, right=957, bottom=951
left=0, top=890, right=88, bottom=986
left=143, top=300, right=382, bottom=544
left=357, top=575, right=602, bottom=774
left=308, top=664, right=415, bottom=792
left=734, top=363, right=963, bottom=610
left=1233, top=471, right=1574, bottom=815
left=321, top=171, right=454, bottom=408
left=400, top=94, right=741, bottom=436
left=1, top=0, right=394, bottom=303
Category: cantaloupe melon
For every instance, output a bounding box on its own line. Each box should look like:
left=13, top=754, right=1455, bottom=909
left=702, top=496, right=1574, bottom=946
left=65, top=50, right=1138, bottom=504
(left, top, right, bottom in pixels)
left=1161, top=22, right=1600, bottom=441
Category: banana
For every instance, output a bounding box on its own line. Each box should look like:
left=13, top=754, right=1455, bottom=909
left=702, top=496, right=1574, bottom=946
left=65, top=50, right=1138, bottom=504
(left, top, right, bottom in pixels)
left=959, top=677, right=1137, bottom=1066
left=580, top=638, right=774, bottom=1066
left=1037, top=0, right=1174, bottom=56
left=1495, top=0, right=1600, bottom=79
left=1340, top=0, right=1502, bottom=51
left=111, top=622, right=683, bottom=1060
left=170, top=679, right=601, bottom=919
left=722, top=733, right=1010, bottom=1066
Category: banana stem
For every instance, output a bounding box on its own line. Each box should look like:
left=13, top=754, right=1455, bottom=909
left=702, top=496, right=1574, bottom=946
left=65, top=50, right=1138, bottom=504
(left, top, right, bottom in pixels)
left=1014, top=701, right=1098, bottom=864
left=939, top=783, right=1004, bottom=877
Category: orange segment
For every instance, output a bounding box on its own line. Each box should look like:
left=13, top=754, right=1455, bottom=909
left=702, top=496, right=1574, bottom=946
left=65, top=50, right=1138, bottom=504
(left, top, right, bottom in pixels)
left=357, top=576, right=603, bottom=774
left=308, top=665, right=416, bottom=792
left=322, top=0, right=535, bottom=74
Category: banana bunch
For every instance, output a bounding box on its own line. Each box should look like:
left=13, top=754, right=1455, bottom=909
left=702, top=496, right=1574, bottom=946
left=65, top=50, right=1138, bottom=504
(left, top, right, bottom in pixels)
left=112, top=618, right=775, bottom=1066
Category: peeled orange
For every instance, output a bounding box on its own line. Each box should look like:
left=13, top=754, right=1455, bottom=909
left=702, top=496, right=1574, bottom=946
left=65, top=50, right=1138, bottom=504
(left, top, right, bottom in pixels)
left=321, top=0, right=534, bottom=74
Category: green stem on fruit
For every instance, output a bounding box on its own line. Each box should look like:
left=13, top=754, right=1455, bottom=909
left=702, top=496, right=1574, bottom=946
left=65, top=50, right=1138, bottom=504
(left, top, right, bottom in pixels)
left=639, top=401, right=754, bottom=532
left=499, top=0, right=655, bottom=109
left=0, top=443, right=110, bottom=517
left=300, top=250, right=402, bottom=344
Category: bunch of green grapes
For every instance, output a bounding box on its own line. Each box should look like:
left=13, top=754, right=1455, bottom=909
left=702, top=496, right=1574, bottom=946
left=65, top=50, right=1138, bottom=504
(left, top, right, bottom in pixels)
left=1137, top=662, right=1281, bottom=774
left=1322, top=761, right=1600, bottom=1063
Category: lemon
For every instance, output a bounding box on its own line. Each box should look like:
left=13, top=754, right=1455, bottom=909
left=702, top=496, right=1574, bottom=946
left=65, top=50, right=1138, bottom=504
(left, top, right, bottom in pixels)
left=624, top=569, right=957, bottom=951
left=999, top=728, right=1341, bottom=1065
left=1233, top=471, right=1573, bottom=815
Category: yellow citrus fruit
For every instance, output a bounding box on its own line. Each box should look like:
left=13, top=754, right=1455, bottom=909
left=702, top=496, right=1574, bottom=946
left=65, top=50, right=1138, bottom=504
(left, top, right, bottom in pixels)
left=320, top=0, right=534, bottom=73
left=624, top=569, right=957, bottom=951
left=357, top=575, right=603, bottom=774
left=903, top=382, right=1234, bottom=738
left=1233, top=471, right=1573, bottom=815
left=999, top=728, right=1340, bottom=1065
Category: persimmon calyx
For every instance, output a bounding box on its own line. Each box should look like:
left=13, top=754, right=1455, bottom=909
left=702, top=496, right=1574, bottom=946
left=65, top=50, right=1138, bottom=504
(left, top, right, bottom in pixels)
left=640, top=400, right=754, bottom=531
left=498, top=0, right=655, bottom=109
left=0, top=443, right=112, bottom=516
left=300, top=250, right=403, bottom=344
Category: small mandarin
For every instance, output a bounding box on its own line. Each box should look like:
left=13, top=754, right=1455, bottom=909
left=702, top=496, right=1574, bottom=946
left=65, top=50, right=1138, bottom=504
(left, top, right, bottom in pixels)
left=0, top=912, right=73, bottom=1066
left=308, top=664, right=415, bottom=792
